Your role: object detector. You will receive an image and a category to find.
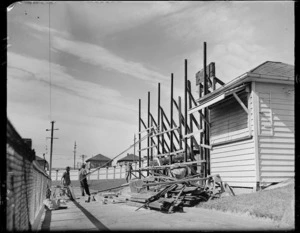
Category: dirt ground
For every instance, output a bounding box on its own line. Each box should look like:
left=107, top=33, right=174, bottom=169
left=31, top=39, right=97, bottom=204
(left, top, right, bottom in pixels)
left=40, top=186, right=284, bottom=231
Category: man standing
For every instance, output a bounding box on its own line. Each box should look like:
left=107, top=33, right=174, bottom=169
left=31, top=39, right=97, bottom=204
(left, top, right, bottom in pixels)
left=125, top=163, right=132, bottom=183
left=79, top=164, right=91, bottom=202
left=61, top=166, right=74, bottom=200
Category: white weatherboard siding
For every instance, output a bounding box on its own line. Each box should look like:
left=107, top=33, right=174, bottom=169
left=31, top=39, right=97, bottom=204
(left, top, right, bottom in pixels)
left=256, top=82, right=294, bottom=184
left=210, top=90, right=256, bottom=188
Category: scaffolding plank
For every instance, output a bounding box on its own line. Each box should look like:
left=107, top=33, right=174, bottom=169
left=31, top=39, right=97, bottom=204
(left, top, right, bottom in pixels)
left=183, top=129, right=204, bottom=139
left=138, top=145, right=157, bottom=152
left=150, top=127, right=179, bottom=137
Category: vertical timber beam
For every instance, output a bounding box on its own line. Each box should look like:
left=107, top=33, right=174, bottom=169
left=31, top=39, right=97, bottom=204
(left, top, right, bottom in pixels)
left=147, top=91, right=150, bottom=176
left=203, top=42, right=210, bottom=176
left=188, top=80, right=194, bottom=161
left=170, top=73, right=174, bottom=164
left=157, top=83, right=161, bottom=155
left=184, top=59, right=188, bottom=162
left=178, top=96, right=183, bottom=150
left=138, top=99, right=142, bottom=179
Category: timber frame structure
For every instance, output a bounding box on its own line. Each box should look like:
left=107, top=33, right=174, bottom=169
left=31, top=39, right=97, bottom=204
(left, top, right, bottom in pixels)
left=136, top=42, right=224, bottom=178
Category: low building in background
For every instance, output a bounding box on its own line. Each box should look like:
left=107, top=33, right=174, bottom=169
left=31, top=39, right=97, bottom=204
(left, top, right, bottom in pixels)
left=117, top=153, right=140, bottom=166
left=86, top=153, right=112, bottom=169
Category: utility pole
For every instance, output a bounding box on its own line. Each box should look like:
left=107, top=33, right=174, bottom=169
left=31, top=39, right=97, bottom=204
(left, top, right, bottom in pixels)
left=73, top=141, right=77, bottom=169
left=46, top=121, right=59, bottom=179
left=80, top=154, right=87, bottom=164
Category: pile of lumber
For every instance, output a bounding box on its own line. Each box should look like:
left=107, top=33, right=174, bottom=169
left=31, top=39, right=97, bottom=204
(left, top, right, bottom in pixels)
left=128, top=174, right=235, bottom=213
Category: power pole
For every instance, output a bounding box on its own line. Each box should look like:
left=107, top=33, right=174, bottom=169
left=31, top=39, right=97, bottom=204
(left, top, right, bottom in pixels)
left=46, top=121, right=59, bottom=179
left=80, top=154, right=87, bottom=164
left=73, top=141, right=77, bottom=169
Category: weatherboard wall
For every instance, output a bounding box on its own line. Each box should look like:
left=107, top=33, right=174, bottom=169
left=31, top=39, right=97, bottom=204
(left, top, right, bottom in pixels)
left=255, top=82, right=294, bottom=184
left=209, top=89, right=257, bottom=188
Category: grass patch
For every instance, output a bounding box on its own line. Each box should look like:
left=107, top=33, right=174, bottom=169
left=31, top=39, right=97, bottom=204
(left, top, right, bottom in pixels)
left=197, top=183, right=294, bottom=221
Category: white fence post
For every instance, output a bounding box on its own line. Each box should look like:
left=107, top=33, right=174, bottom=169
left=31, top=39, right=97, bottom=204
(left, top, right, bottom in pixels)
left=106, top=167, right=108, bottom=179
left=120, top=165, right=122, bottom=178
left=113, top=166, right=116, bottom=179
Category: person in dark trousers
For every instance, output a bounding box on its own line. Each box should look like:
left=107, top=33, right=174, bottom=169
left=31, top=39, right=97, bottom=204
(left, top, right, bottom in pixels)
left=79, top=164, right=91, bottom=202
left=125, top=163, right=132, bottom=183
left=61, top=166, right=74, bottom=200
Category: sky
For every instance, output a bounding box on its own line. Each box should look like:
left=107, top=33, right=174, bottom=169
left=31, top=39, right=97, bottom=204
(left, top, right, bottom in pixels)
left=7, top=1, right=294, bottom=169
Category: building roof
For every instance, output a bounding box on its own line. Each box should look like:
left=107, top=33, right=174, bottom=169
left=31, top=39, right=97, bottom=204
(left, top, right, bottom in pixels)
left=86, top=154, right=111, bottom=162
left=191, top=61, right=294, bottom=109
left=117, top=154, right=139, bottom=163
left=249, top=61, right=294, bottom=79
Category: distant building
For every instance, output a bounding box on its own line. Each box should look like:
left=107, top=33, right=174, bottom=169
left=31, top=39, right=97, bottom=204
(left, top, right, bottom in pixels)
left=86, top=154, right=112, bottom=169
left=117, top=153, right=140, bottom=166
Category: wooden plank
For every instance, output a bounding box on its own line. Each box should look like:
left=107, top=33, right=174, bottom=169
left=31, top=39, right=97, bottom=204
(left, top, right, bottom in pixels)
left=260, top=177, right=293, bottom=183
left=259, top=148, right=294, bottom=155
left=260, top=154, right=294, bottom=160
left=211, top=153, right=254, bottom=162
left=210, top=170, right=256, bottom=177
left=200, top=144, right=212, bottom=150
left=260, top=166, right=294, bottom=172
left=222, top=181, right=255, bottom=188
left=211, top=159, right=255, bottom=168
left=150, top=127, right=179, bottom=137
left=219, top=177, right=256, bottom=182
left=138, top=126, right=155, bottom=134
left=211, top=141, right=254, bottom=154
left=260, top=171, right=294, bottom=177
left=189, top=94, right=225, bottom=114
left=211, top=164, right=255, bottom=172
left=139, top=160, right=206, bottom=170
left=233, top=92, right=249, bottom=114
left=155, top=149, right=185, bottom=158
left=183, top=129, right=204, bottom=139
left=259, top=143, right=294, bottom=149
left=138, top=145, right=157, bottom=152
left=260, top=160, right=294, bottom=166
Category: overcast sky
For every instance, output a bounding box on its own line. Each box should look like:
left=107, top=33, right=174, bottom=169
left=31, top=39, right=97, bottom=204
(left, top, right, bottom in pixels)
left=7, top=1, right=294, bottom=169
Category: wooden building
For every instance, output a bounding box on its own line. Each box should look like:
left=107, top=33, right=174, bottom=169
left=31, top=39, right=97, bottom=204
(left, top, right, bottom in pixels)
left=86, top=154, right=112, bottom=169
left=196, top=61, right=294, bottom=190
left=117, top=153, right=140, bottom=166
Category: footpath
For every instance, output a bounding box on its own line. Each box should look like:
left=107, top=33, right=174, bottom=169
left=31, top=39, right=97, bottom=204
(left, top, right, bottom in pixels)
left=39, top=187, right=280, bottom=231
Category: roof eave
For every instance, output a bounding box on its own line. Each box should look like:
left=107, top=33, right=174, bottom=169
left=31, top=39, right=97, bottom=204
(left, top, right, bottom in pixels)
left=196, top=72, right=294, bottom=105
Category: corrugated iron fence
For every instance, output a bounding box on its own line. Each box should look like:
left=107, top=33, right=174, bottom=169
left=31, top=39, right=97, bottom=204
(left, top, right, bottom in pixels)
left=6, top=120, right=51, bottom=231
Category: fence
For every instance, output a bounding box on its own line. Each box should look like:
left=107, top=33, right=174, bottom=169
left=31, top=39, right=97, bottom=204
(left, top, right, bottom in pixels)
left=51, top=161, right=148, bottom=181
left=6, top=120, right=51, bottom=231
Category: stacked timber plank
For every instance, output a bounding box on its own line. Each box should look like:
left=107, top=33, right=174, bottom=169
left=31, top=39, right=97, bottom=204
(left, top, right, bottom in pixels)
left=96, top=174, right=235, bottom=214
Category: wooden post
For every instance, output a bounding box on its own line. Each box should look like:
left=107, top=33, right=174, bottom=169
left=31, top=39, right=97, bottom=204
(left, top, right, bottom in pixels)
left=184, top=59, right=188, bottom=162
left=113, top=166, right=116, bottom=179
left=106, top=166, right=108, bottom=179
left=170, top=73, right=174, bottom=165
left=150, top=117, right=153, bottom=161
left=161, top=107, right=165, bottom=153
left=157, top=83, right=161, bottom=154
left=120, top=165, right=122, bottom=178
left=139, top=99, right=142, bottom=179
left=97, top=169, right=100, bottom=180
left=203, top=42, right=210, bottom=176
left=178, top=96, right=183, bottom=150
left=188, top=80, right=194, bottom=161
left=147, top=91, right=150, bottom=176
left=56, top=170, right=58, bottom=181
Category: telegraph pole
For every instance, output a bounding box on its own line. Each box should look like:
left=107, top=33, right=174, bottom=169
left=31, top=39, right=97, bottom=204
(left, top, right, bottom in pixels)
left=73, top=141, right=77, bottom=169
left=80, top=154, right=87, bottom=164
left=46, top=121, right=59, bottom=179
